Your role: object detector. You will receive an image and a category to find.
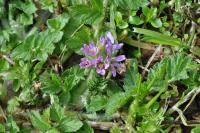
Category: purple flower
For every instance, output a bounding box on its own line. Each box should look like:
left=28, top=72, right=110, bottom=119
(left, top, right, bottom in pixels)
left=95, top=56, right=109, bottom=75
left=110, top=55, right=126, bottom=77
left=111, top=63, right=126, bottom=77
left=113, top=43, right=123, bottom=50
left=100, top=36, right=106, bottom=45
left=113, top=55, right=126, bottom=62
left=100, top=32, right=115, bottom=46
left=80, top=31, right=126, bottom=77
left=106, top=32, right=114, bottom=44
left=81, top=43, right=98, bottom=56
left=79, top=58, right=93, bottom=68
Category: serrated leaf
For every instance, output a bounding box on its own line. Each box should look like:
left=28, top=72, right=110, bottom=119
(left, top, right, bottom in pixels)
left=18, top=13, right=33, bottom=25
left=106, top=92, right=131, bottom=116
left=69, top=3, right=104, bottom=24
left=40, top=72, right=63, bottom=94
left=39, top=0, right=57, bottom=12
left=47, top=13, right=70, bottom=31
left=147, top=54, right=199, bottom=90
left=0, top=59, right=9, bottom=72
left=87, top=95, right=107, bottom=112
left=142, top=7, right=157, bottom=22
left=11, top=30, right=63, bottom=61
left=59, top=117, right=83, bottom=132
left=123, top=60, right=141, bottom=91
left=29, top=111, right=51, bottom=131
left=77, top=122, right=94, bottom=133
left=16, top=0, right=37, bottom=14
left=62, top=66, right=85, bottom=92
left=6, top=117, right=19, bottom=133
left=91, top=0, right=103, bottom=11
left=7, top=97, right=20, bottom=114
left=66, top=26, right=91, bottom=54
left=50, top=103, right=64, bottom=122
left=112, top=0, right=149, bottom=10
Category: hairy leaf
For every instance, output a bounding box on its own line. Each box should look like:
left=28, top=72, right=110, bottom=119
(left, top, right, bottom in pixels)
left=106, top=92, right=131, bottom=116
left=47, top=13, right=70, bottom=31
left=59, top=117, right=83, bottom=132
left=87, top=95, right=107, bottom=112
left=29, top=111, right=51, bottom=131
left=11, top=30, right=63, bottom=61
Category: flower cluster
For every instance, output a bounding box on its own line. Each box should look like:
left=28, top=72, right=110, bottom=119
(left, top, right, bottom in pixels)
left=80, top=32, right=126, bottom=77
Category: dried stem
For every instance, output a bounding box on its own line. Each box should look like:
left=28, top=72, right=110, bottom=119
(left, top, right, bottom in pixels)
left=142, top=45, right=161, bottom=76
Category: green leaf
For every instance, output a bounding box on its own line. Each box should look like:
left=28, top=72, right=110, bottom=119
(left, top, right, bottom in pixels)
left=91, top=0, right=103, bottom=11
left=11, top=30, right=63, bottom=61
left=59, top=117, right=83, bottom=132
left=123, top=37, right=155, bottom=50
left=0, top=82, right=7, bottom=100
left=16, top=0, right=37, bottom=14
left=7, top=97, right=20, bottom=114
left=123, top=60, right=141, bottom=91
left=110, top=127, right=122, bottom=133
left=87, top=75, right=108, bottom=92
left=6, top=117, right=19, bottom=133
left=47, top=13, right=70, bottom=31
left=50, top=103, right=65, bottom=122
left=192, top=126, right=200, bottom=133
left=69, top=3, right=104, bottom=25
left=77, top=122, right=94, bottom=133
left=142, top=7, right=157, bottom=22
left=29, top=111, right=51, bottom=131
left=40, top=72, right=63, bottom=94
left=129, top=16, right=144, bottom=25
left=133, top=28, right=182, bottom=46
left=0, top=59, right=9, bottom=72
left=62, top=66, right=85, bottom=92
left=39, top=0, right=57, bottom=12
left=66, top=26, right=92, bottom=54
left=106, top=92, right=131, bottom=116
left=112, top=0, right=149, bottom=10
left=87, top=95, right=107, bottom=112
left=115, top=12, right=128, bottom=29
left=48, top=128, right=60, bottom=133
left=0, top=124, right=5, bottom=132
left=165, top=54, right=198, bottom=82
left=18, top=13, right=33, bottom=25
left=150, top=18, right=162, bottom=28
left=147, top=54, right=199, bottom=89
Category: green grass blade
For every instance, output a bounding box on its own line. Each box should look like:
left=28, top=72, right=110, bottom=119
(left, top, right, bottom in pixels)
left=133, top=28, right=182, bottom=47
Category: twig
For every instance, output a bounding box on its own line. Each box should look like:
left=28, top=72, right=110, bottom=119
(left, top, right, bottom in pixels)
left=87, top=121, right=121, bottom=130
left=142, top=45, right=161, bottom=76
left=167, top=87, right=200, bottom=126
left=138, top=65, right=149, bottom=72
left=175, top=87, right=200, bottom=121
left=1, top=55, right=15, bottom=65
left=168, top=87, right=200, bottom=115
left=195, top=59, right=200, bottom=64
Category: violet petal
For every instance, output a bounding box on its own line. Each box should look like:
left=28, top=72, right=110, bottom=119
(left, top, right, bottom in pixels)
left=114, top=55, right=126, bottom=62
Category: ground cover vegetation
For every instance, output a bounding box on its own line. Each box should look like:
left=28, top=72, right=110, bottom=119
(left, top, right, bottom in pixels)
left=0, top=0, right=200, bottom=132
